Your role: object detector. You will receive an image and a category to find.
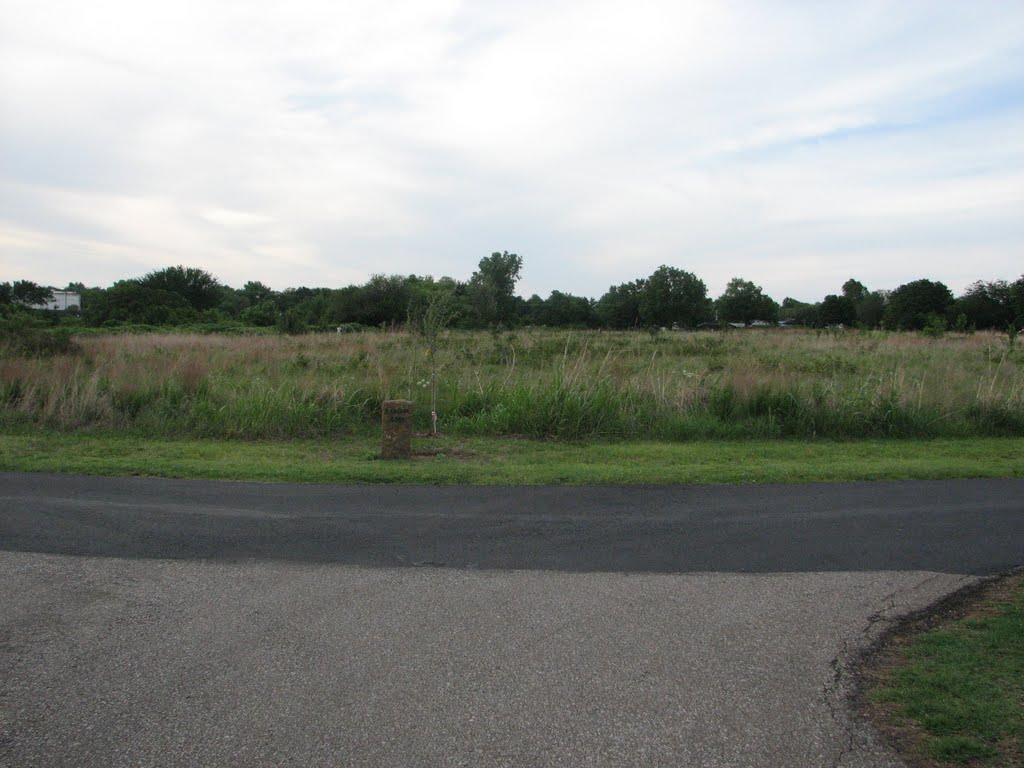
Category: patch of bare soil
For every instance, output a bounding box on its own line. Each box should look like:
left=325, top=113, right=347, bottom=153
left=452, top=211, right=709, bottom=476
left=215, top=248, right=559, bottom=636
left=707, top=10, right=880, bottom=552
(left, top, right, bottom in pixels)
left=410, top=446, right=479, bottom=462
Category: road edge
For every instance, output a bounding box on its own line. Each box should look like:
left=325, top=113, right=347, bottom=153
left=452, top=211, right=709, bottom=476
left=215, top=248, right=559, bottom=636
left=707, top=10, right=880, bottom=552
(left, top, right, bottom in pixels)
left=850, top=565, right=1024, bottom=767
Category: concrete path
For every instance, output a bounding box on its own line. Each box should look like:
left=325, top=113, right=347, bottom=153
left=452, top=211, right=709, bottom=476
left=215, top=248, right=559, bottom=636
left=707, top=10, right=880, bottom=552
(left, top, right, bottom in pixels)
left=2, top=474, right=1022, bottom=767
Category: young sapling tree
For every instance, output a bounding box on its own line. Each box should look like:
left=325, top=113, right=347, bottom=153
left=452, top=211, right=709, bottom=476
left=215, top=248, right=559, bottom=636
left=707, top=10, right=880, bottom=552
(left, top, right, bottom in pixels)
left=408, top=292, right=455, bottom=436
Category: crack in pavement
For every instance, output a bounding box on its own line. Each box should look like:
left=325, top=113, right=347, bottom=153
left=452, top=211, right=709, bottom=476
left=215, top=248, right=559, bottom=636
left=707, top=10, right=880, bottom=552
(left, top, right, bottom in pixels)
left=821, top=573, right=978, bottom=768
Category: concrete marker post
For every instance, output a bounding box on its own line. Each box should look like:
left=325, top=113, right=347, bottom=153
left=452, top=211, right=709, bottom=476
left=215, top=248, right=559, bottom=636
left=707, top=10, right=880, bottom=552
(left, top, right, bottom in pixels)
left=381, top=399, right=413, bottom=459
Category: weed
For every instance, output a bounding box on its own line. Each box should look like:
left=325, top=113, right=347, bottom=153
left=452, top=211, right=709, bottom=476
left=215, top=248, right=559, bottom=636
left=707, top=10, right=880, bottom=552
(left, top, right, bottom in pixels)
left=1, top=328, right=1021, bottom=440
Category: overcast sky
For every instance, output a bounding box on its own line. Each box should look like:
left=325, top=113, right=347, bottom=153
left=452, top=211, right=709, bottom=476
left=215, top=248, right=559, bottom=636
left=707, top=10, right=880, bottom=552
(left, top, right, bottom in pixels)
left=2, top=0, right=1022, bottom=302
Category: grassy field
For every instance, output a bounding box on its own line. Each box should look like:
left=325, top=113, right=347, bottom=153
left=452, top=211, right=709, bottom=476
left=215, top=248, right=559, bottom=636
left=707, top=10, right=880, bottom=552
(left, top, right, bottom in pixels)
left=866, top=574, right=1024, bottom=766
left=1, top=327, right=1022, bottom=441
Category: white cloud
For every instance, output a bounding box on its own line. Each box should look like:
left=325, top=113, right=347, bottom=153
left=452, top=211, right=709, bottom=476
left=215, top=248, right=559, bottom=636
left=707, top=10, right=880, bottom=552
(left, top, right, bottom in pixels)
left=1, top=0, right=1022, bottom=300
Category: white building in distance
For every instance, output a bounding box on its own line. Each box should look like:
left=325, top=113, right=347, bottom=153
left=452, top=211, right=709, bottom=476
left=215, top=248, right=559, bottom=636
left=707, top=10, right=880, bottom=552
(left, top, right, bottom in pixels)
left=35, top=290, right=82, bottom=311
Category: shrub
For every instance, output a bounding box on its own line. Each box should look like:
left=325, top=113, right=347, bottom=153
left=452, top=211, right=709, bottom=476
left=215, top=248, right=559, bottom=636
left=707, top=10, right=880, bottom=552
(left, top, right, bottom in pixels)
left=0, top=311, right=78, bottom=357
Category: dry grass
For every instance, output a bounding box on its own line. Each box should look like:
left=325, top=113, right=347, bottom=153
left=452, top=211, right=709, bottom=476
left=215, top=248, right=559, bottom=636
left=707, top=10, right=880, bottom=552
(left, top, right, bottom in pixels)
left=1, top=328, right=1021, bottom=439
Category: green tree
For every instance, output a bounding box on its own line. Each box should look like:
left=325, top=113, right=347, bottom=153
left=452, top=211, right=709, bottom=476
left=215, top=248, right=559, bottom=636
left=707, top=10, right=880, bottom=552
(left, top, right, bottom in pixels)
left=715, top=278, right=779, bottom=325
left=329, top=276, right=411, bottom=327
left=408, top=291, right=456, bottom=435
left=330, top=285, right=369, bottom=325
left=138, top=266, right=223, bottom=312
left=363, top=276, right=412, bottom=326
left=596, top=280, right=645, bottom=329
left=11, top=280, right=54, bottom=307
left=884, top=279, right=953, bottom=330
left=241, top=300, right=279, bottom=327
left=838, top=278, right=891, bottom=327
left=216, top=290, right=245, bottom=319
left=538, top=291, right=597, bottom=327
left=841, top=279, right=867, bottom=304
left=520, top=294, right=546, bottom=325
left=276, top=286, right=315, bottom=312
left=72, top=286, right=107, bottom=324
left=468, top=251, right=522, bottom=326
left=955, top=280, right=1014, bottom=330
left=276, top=286, right=332, bottom=330
left=1011, top=275, right=1024, bottom=328
left=639, top=266, right=712, bottom=329
left=857, top=290, right=887, bottom=328
left=90, top=281, right=195, bottom=325
left=819, top=294, right=856, bottom=327
left=276, top=307, right=308, bottom=335
left=780, top=297, right=820, bottom=327
left=240, top=281, right=275, bottom=308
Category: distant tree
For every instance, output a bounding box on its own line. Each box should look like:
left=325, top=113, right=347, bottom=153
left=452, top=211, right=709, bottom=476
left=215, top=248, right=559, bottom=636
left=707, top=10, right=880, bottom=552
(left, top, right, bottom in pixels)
left=404, top=274, right=468, bottom=329
left=138, top=266, right=223, bottom=312
left=638, top=266, right=712, bottom=329
left=715, top=278, right=779, bottom=325
left=277, top=307, right=307, bottom=335
left=270, top=288, right=328, bottom=330
left=72, top=286, right=107, bottom=323
left=0, top=282, right=11, bottom=305
left=596, top=280, right=645, bottom=329
left=241, top=300, right=279, bottom=327
left=955, top=280, right=1014, bottom=330
left=520, top=294, right=546, bottom=325
left=819, top=294, right=856, bottom=327
left=216, top=290, right=246, bottom=320
left=330, top=285, right=368, bottom=325
left=240, top=281, right=276, bottom=308
left=1011, top=275, right=1024, bottom=328
left=276, top=286, right=316, bottom=313
left=857, top=290, right=887, bottom=328
left=841, top=279, right=867, bottom=304
left=11, top=280, right=54, bottom=307
left=90, top=281, right=194, bottom=325
left=468, top=251, right=522, bottom=326
left=884, top=279, right=953, bottom=330
left=835, top=278, right=891, bottom=328
left=330, top=276, right=412, bottom=327
left=780, top=297, right=820, bottom=327
left=539, top=291, right=597, bottom=327
left=297, top=293, right=332, bottom=330
left=364, top=276, right=412, bottom=326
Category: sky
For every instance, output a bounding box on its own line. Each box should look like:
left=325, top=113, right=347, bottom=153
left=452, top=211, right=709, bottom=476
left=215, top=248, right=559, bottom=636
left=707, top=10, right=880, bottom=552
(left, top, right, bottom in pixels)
left=1, top=0, right=1022, bottom=303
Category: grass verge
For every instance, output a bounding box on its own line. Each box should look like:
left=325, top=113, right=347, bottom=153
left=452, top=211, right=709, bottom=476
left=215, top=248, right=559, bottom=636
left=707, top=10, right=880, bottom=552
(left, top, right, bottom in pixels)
left=1, top=433, right=1021, bottom=485
left=864, top=572, right=1024, bottom=767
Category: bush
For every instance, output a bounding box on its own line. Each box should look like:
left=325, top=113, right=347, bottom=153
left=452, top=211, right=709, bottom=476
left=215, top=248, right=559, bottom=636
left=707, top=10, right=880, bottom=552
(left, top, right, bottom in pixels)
left=0, top=310, right=78, bottom=356
left=920, top=314, right=947, bottom=338
left=277, top=308, right=308, bottom=335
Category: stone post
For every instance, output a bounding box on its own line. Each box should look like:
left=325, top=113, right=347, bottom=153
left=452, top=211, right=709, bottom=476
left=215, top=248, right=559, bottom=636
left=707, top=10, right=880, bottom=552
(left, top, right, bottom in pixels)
left=381, top=399, right=413, bottom=459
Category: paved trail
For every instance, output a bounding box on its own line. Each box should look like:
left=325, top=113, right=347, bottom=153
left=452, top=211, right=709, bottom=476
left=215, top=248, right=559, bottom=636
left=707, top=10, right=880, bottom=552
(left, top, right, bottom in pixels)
left=2, top=474, right=1022, bottom=767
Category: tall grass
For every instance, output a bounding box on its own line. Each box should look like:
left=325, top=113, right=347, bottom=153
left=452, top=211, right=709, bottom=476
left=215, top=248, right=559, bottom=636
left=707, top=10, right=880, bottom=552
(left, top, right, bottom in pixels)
left=2, top=328, right=1021, bottom=440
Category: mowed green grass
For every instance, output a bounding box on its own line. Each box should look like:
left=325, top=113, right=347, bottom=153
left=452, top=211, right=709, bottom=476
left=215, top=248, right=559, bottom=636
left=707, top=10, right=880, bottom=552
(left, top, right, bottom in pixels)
left=1, top=432, right=1021, bottom=484
left=869, top=575, right=1024, bottom=766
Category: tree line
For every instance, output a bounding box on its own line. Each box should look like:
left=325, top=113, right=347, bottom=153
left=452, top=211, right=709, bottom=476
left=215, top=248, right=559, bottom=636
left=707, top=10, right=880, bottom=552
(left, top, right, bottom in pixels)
left=4, top=253, right=1023, bottom=334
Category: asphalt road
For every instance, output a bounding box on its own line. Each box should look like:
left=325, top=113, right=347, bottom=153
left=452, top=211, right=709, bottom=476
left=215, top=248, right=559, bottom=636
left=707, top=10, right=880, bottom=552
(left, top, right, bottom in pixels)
left=2, top=473, right=1022, bottom=768
left=2, top=473, right=1023, bottom=574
